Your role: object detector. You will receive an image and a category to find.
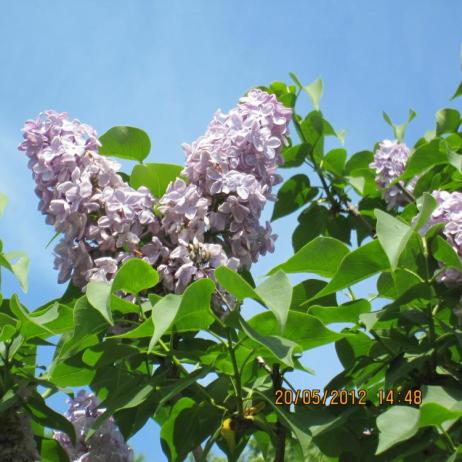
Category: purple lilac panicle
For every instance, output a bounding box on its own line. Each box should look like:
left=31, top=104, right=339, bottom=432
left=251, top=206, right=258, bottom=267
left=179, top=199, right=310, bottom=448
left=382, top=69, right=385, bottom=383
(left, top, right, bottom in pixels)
left=370, top=139, right=414, bottom=209
left=53, top=390, right=133, bottom=462
left=181, top=89, right=291, bottom=267
left=19, top=110, right=158, bottom=287
left=423, top=190, right=462, bottom=286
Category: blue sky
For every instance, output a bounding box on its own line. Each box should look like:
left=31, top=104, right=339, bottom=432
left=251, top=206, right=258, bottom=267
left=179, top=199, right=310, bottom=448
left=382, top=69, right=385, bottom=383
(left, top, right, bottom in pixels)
left=1, top=1, right=461, bottom=460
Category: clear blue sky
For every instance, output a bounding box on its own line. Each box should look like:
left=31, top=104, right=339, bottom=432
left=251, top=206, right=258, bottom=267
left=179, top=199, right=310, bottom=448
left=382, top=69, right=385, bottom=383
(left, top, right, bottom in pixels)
left=1, top=1, right=461, bottom=460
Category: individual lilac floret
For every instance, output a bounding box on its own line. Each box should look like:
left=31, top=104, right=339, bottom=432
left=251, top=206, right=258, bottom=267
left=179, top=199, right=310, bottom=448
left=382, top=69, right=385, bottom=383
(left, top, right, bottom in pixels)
left=54, top=390, right=133, bottom=462
left=370, top=140, right=414, bottom=209
left=181, top=89, right=291, bottom=267
left=423, top=190, right=462, bottom=286
left=19, top=110, right=158, bottom=287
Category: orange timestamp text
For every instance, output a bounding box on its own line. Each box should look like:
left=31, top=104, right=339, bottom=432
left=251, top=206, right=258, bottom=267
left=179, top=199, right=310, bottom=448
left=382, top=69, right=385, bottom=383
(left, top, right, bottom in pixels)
left=274, top=388, right=423, bottom=406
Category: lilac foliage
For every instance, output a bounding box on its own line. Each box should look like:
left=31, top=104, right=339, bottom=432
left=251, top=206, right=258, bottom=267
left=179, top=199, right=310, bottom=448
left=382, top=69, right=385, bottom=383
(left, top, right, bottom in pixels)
left=53, top=390, right=133, bottom=462
left=20, top=89, right=291, bottom=293
left=370, top=139, right=414, bottom=209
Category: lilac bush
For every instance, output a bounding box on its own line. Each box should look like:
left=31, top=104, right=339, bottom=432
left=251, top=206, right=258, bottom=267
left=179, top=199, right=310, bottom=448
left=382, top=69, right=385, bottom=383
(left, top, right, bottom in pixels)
left=54, top=390, right=133, bottom=462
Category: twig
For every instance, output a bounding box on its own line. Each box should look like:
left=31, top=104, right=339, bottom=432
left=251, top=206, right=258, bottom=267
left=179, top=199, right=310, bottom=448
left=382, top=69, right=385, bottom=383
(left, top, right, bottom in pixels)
left=271, top=364, right=286, bottom=462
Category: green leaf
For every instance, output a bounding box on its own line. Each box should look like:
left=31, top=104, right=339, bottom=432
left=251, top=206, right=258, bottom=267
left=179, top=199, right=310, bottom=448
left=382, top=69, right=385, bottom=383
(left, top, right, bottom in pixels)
left=271, top=174, right=315, bottom=221
left=3, top=251, right=29, bottom=292
left=29, top=302, right=74, bottom=335
left=376, top=406, right=420, bottom=454
left=57, top=296, right=108, bottom=360
left=436, top=108, right=460, bottom=135
left=160, top=397, right=221, bottom=462
left=345, top=151, right=374, bottom=174
left=149, top=294, right=181, bottom=352
left=0, top=324, right=16, bottom=341
left=281, top=143, right=312, bottom=168
left=291, top=279, right=336, bottom=310
left=87, top=381, right=158, bottom=440
left=148, top=279, right=215, bottom=351
left=322, top=149, right=347, bottom=177
left=269, top=236, right=349, bottom=277
left=40, top=439, right=70, bottom=462
left=448, top=150, right=462, bottom=173
left=112, top=259, right=159, bottom=294
left=215, top=267, right=292, bottom=331
left=239, top=316, right=300, bottom=368
left=450, top=81, right=462, bottom=101
left=8, top=294, right=52, bottom=339
left=382, top=109, right=416, bottom=142
left=292, top=204, right=328, bottom=251
left=308, top=299, right=370, bottom=324
left=27, top=391, right=76, bottom=444
left=130, top=163, right=183, bottom=198
left=419, top=385, right=462, bottom=428
left=86, top=281, right=113, bottom=325
left=0, top=389, right=19, bottom=413
left=156, top=367, right=211, bottom=410
left=255, top=271, right=292, bottom=332
left=314, top=240, right=389, bottom=299
left=214, top=266, right=261, bottom=302
left=0, top=193, right=8, bottom=218
left=303, top=77, right=323, bottom=110
left=82, top=341, right=138, bottom=367
left=414, top=193, right=438, bottom=231
left=99, top=126, right=151, bottom=162
left=174, top=278, right=215, bottom=332
left=375, top=209, right=413, bottom=270
left=109, top=317, right=153, bottom=339
left=432, top=235, right=462, bottom=271
left=246, top=311, right=343, bottom=352
left=401, top=139, right=448, bottom=180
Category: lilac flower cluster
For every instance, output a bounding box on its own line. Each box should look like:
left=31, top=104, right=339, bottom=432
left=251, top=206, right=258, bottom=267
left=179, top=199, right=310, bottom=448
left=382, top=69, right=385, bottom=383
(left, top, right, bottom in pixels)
left=20, top=89, right=291, bottom=293
left=54, top=390, right=133, bottom=462
left=370, top=139, right=414, bottom=209
left=423, top=190, right=462, bottom=286
left=181, top=89, right=292, bottom=267
left=19, top=111, right=158, bottom=287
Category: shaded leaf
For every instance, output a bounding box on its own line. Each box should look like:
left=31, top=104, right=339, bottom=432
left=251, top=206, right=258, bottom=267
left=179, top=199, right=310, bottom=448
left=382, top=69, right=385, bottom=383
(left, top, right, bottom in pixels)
left=99, top=126, right=150, bottom=162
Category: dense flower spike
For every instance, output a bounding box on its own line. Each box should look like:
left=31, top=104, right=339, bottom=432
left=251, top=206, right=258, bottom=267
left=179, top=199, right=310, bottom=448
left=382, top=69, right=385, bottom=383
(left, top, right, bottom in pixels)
left=54, top=390, right=133, bottom=462
left=19, top=110, right=157, bottom=287
left=423, top=190, right=462, bottom=286
left=0, top=406, right=38, bottom=462
left=182, top=89, right=291, bottom=266
left=370, top=139, right=414, bottom=209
